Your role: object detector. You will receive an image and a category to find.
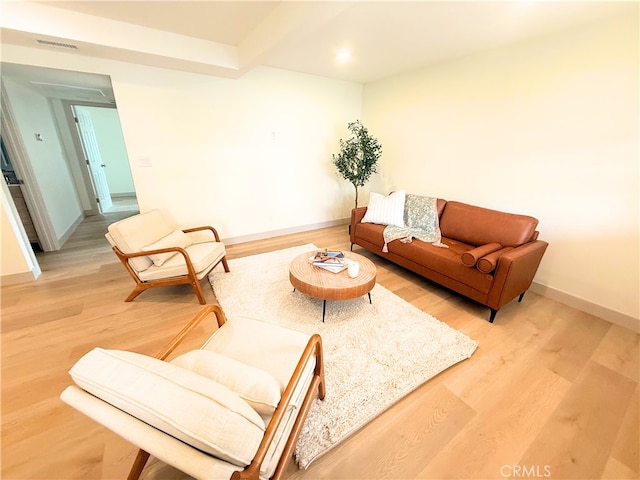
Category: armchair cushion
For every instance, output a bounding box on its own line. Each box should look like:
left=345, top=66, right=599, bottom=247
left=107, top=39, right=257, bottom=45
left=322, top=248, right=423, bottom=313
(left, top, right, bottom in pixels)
left=142, top=230, right=194, bottom=267
left=137, top=242, right=226, bottom=282
left=202, top=317, right=313, bottom=395
left=107, top=210, right=174, bottom=272
left=171, top=350, right=281, bottom=415
left=68, top=348, right=265, bottom=466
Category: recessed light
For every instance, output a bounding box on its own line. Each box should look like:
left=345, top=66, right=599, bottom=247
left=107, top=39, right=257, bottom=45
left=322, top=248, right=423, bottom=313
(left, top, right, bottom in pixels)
left=336, top=48, right=352, bottom=64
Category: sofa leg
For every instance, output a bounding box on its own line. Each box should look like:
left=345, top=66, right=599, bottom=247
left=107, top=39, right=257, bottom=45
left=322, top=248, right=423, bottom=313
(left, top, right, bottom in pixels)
left=489, top=309, right=498, bottom=323
left=350, top=242, right=354, bottom=251
left=518, top=292, right=526, bottom=302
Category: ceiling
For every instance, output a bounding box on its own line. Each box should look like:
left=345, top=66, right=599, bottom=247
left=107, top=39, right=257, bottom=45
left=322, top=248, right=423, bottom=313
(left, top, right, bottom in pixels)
left=1, top=62, right=117, bottom=105
left=0, top=1, right=635, bottom=104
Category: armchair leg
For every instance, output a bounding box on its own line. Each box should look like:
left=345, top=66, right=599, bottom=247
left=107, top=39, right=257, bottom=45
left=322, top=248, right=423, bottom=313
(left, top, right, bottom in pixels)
left=127, top=449, right=150, bottom=480
left=191, top=279, right=207, bottom=305
left=222, top=256, right=230, bottom=273
left=489, top=309, right=498, bottom=323
left=125, top=285, right=148, bottom=302
left=518, top=292, right=526, bottom=302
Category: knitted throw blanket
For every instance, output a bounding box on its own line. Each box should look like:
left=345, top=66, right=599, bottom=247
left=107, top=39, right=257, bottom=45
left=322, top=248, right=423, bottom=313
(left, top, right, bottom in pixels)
left=382, top=194, right=448, bottom=253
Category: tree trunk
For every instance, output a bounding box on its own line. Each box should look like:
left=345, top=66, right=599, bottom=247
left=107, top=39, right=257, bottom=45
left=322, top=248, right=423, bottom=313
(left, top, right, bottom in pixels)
left=354, top=184, right=359, bottom=209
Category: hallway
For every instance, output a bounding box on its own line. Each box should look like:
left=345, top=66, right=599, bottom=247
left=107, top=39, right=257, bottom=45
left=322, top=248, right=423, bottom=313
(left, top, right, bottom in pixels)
left=34, top=197, right=138, bottom=281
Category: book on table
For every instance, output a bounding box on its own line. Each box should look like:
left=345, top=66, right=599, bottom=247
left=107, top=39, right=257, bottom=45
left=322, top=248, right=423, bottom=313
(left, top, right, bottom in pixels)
left=313, top=250, right=347, bottom=273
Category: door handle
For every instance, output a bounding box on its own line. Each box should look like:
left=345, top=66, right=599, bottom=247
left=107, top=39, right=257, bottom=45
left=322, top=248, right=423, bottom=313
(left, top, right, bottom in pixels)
left=101, top=164, right=106, bottom=168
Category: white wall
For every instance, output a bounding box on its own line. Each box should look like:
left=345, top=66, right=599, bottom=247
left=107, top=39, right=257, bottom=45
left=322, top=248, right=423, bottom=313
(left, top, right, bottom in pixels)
left=0, top=182, right=40, bottom=283
left=362, top=12, right=639, bottom=324
left=1, top=77, right=84, bottom=240
left=109, top=64, right=362, bottom=236
left=76, top=105, right=134, bottom=196
left=49, top=98, right=93, bottom=212
left=4, top=10, right=636, bottom=329
left=0, top=44, right=362, bottom=237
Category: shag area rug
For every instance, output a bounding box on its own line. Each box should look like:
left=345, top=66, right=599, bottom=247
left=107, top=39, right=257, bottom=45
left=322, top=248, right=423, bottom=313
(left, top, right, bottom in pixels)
left=208, top=243, right=478, bottom=469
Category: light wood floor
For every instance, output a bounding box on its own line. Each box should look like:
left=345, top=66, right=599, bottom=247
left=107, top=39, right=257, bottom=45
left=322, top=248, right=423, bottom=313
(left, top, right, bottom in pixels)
left=2, top=210, right=638, bottom=480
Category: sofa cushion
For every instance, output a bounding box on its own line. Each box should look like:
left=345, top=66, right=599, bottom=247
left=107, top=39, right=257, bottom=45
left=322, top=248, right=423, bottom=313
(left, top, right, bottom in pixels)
left=171, top=350, right=281, bottom=415
left=439, top=201, right=538, bottom=247
left=142, top=230, right=194, bottom=267
left=354, top=222, right=387, bottom=246
left=461, top=243, right=502, bottom=267
left=389, top=238, right=494, bottom=294
left=361, top=190, right=406, bottom=227
left=69, top=348, right=265, bottom=467
left=107, top=210, right=174, bottom=272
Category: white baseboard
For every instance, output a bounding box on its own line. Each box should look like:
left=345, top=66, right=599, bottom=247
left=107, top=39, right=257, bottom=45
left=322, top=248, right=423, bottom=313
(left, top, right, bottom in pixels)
left=530, top=282, right=640, bottom=333
left=59, top=214, right=84, bottom=248
left=223, top=218, right=350, bottom=246
left=110, top=193, right=137, bottom=198
left=1, top=268, right=40, bottom=285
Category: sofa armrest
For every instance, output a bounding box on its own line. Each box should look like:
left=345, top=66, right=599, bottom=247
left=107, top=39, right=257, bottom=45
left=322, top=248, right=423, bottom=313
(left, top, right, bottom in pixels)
left=350, top=207, right=368, bottom=243
left=487, top=240, right=549, bottom=310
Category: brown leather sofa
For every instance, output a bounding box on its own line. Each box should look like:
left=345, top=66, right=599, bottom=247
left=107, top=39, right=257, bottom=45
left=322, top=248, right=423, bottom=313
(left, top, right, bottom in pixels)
left=350, top=199, right=548, bottom=322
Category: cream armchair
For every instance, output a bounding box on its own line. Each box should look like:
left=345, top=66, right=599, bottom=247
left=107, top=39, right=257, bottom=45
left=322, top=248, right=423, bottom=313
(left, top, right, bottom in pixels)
left=106, top=210, right=230, bottom=304
left=60, top=305, right=325, bottom=480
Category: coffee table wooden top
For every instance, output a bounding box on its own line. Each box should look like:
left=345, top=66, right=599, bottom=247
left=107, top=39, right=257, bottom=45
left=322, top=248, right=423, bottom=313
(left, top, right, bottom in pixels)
left=289, top=251, right=376, bottom=301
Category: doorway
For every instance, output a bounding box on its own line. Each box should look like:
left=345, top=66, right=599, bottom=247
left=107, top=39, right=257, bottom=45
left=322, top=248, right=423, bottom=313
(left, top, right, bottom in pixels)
left=1, top=135, right=42, bottom=249
left=1, top=63, right=137, bottom=259
left=67, top=103, right=137, bottom=215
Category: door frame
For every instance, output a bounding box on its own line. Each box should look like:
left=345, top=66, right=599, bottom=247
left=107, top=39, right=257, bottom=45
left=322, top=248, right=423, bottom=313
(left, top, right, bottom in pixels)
left=62, top=100, right=119, bottom=216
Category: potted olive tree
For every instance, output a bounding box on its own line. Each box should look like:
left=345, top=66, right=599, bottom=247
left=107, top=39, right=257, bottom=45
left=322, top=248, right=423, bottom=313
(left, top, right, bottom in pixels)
left=332, top=120, right=382, bottom=208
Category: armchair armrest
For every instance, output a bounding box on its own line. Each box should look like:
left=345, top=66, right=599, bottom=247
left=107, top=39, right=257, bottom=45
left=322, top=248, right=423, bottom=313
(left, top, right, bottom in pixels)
left=487, top=240, right=549, bottom=309
left=155, top=305, right=226, bottom=361
left=155, top=305, right=325, bottom=480
left=234, top=334, right=324, bottom=480
left=183, top=225, right=222, bottom=244
left=112, top=305, right=231, bottom=480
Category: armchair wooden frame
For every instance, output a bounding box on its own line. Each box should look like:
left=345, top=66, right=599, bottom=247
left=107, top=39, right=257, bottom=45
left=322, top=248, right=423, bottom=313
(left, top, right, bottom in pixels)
left=113, top=226, right=230, bottom=305
left=127, top=305, right=325, bottom=480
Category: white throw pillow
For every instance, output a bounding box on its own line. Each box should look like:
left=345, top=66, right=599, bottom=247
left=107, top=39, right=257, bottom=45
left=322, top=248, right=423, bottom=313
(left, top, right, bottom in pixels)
left=361, top=190, right=406, bottom=227
left=69, top=348, right=264, bottom=466
left=172, top=350, right=282, bottom=415
left=142, top=230, right=193, bottom=267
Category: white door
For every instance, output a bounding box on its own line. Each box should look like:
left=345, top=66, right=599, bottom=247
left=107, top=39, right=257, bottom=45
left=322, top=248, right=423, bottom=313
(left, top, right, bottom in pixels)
left=73, top=107, right=112, bottom=212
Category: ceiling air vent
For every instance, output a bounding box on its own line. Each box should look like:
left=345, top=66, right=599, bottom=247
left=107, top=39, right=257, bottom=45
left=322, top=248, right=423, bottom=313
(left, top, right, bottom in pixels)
left=29, top=81, right=107, bottom=99
left=36, top=39, right=78, bottom=49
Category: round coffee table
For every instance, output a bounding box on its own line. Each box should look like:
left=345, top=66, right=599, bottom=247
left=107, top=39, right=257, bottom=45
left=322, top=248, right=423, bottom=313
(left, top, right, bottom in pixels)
left=289, top=250, right=376, bottom=322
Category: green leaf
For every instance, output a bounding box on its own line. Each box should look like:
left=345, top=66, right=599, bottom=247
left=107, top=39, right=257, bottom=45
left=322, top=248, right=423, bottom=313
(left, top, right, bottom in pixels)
left=332, top=120, right=382, bottom=207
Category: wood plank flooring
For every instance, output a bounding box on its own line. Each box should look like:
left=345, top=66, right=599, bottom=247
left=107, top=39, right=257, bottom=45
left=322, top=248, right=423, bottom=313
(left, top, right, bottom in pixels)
left=1, top=209, right=638, bottom=480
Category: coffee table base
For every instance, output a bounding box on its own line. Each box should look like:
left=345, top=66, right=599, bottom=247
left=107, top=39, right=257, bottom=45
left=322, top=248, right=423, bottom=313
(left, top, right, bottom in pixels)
left=293, top=288, right=373, bottom=322
left=289, top=251, right=377, bottom=322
